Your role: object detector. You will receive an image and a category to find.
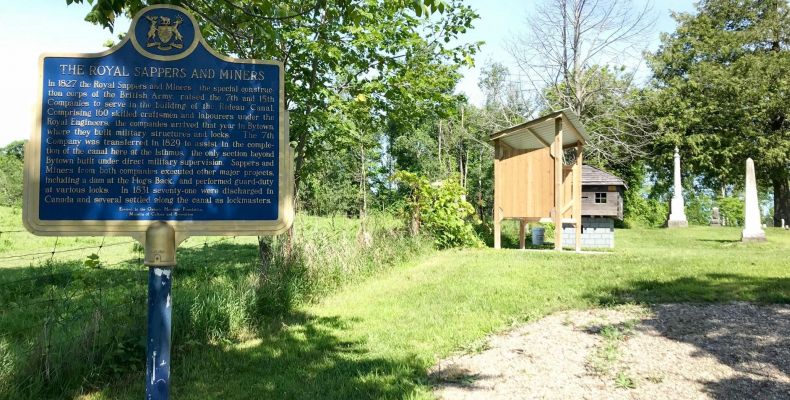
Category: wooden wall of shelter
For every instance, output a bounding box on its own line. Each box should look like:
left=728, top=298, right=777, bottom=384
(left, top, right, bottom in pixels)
left=490, top=110, right=590, bottom=251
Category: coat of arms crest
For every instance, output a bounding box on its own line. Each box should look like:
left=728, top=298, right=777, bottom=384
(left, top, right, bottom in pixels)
left=145, top=15, right=184, bottom=51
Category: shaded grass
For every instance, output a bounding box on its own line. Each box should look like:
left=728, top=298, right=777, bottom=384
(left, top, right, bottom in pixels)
left=84, top=226, right=789, bottom=399
left=0, top=207, right=429, bottom=399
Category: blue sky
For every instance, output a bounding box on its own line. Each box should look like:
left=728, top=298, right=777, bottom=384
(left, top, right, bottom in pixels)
left=456, top=0, right=697, bottom=104
left=0, top=1, right=130, bottom=146
left=0, top=0, right=696, bottom=146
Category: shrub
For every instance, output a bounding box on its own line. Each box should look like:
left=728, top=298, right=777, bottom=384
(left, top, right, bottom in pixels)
left=686, top=192, right=713, bottom=225
left=539, top=222, right=555, bottom=239
left=393, top=171, right=483, bottom=249
left=624, top=196, right=668, bottom=228
left=0, top=156, right=23, bottom=208
left=717, top=196, right=744, bottom=227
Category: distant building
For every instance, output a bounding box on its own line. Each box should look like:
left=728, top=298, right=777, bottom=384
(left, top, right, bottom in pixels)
left=580, top=165, right=626, bottom=220
left=562, top=165, right=627, bottom=249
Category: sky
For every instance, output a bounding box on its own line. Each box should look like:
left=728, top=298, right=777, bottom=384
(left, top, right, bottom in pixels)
left=455, top=0, right=697, bottom=105
left=0, top=0, right=696, bottom=147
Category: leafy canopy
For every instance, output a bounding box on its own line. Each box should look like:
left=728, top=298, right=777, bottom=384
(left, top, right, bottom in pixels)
left=647, top=0, right=789, bottom=187
left=67, top=0, right=481, bottom=221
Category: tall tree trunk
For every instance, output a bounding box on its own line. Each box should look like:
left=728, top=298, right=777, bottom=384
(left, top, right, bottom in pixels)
left=359, top=143, right=369, bottom=237
left=283, top=133, right=306, bottom=258
left=257, top=236, right=272, bottom=280
left=358, top=143, right=372, bottom=247
left=438, top=121, right=442, bottom=171
left=773, top=173, right=790, bottom=227
left=561, top=0, right=570, bottom=103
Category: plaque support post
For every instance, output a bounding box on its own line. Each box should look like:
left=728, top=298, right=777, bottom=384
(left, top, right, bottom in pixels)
left=144, top=222, right=177, bottom=400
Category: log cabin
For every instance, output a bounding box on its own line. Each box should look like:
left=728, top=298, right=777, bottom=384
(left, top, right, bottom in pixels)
left=580, top=165, right=626, bottom=220
left=559, top=165, right=626, bottom=249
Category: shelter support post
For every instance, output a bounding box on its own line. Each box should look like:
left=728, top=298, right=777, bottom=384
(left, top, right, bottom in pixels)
left=494, top=207, right=502, bottom=249
left=519, top=219, right=527, bottom=249
left=573, top=143, right=583, bottom=252
left=493, top=141, right=502, bottom=249
left=553, top=118, right=563, bottom=251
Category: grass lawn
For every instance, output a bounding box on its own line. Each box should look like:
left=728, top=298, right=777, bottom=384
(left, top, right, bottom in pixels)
left=82, top=226, right=789, bottom=400
left=1, top=206, right=426, bottom=399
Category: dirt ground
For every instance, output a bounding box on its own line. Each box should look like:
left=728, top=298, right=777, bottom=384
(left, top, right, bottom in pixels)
left=430, top=303, right=790, bottom=400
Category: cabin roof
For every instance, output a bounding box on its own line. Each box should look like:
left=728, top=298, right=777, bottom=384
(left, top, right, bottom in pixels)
left=582, top=165, right=627, bottom=188
left=489, top=109, right=590, bottom=151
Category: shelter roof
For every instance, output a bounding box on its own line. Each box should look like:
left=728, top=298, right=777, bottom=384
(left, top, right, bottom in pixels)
left=489, top=109, right=590, bottom=151
left=582, top=165, right=627, bottom=188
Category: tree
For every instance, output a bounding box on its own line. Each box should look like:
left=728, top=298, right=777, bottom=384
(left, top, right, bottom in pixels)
left=68, top=0, right=480, bottom=211
left=508, top=0, right=657, bottom=166
left=647, top=0, right=790, bottom=225
left=0, top=140, right=25, bottom=160
left=543, top=66, right=656, bottom=166
left=477, top=62, right=531, bottom=131
left=68, top=0, right=478, bottom=189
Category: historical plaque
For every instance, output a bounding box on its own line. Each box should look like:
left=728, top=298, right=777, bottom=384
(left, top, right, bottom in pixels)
left=24, top=4, right=293, bottom=239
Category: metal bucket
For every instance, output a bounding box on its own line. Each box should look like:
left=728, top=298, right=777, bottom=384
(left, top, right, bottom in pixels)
left=531, top=227, right=545, bottom=246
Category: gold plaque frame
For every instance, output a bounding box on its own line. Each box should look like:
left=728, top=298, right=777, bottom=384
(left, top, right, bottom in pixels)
left=23, top=4, right=293, bottom=242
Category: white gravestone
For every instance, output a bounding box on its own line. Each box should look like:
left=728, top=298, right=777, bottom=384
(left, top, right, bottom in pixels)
left=742, top=158, right=766, bottom=242
left=667, top=147, right=688, bottom=228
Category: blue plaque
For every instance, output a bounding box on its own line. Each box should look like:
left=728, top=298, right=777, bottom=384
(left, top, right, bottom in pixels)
left=24, top=5, right=293, bottom=237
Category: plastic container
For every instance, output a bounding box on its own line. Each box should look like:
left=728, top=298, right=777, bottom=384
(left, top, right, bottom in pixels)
left=531, top=226, right=545, bottom=246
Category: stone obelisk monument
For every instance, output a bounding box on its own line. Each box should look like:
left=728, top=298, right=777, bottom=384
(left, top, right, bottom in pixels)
left=742, top=158, right=766, bottom=242
left=667, top=147, right=688, bottom=228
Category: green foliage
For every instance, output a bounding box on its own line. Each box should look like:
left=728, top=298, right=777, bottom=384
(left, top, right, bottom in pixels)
left=393, top=171, right=483, bottom=249
left=299, top=160, right=360, bottom=217
left=624, top=194, right=668, bottom=228
left=257, top=221, right=430, bottom=317
left=67, top=1, right=481, bottom=221
left=107, top=225, right=789, bottom=399
left=68, top=0, right=480, bottom=218
left=6, top=192, right=790, bottom=398
left=686, top=191, right=714, bottom=226
left=0, top=257, right=145, bottom=399
left=0, top=155, right=23, bottom=208
left=614, top=372, right=637, bottom=389
left=717, top=196, right=745, bottom=227
left=83, top=253, right=102, bottom=269
left=477, top=62, right=531, bottom=130
left=0, top=209, right=430, bottom=399
left=69, top=0, right=454, bottom=31
left=539, top=222, right=555, bottom=240
left=647, top=0, right=790, bottom=223
left=0, top=140, right=25, bottom=160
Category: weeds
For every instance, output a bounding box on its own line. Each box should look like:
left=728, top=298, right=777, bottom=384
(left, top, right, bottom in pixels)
left=460, top=337, right=491, bottom=354
left=614, top=371, right=636, bottom=389
left=0, top=213, right=431, bottom=399
left=257, top=225, right=431, bottom=317
left=586, top=319, right=640, bottom=389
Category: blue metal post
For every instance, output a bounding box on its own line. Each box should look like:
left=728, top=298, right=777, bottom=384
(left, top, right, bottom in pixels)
left=146, top=266, right=173, bottom=400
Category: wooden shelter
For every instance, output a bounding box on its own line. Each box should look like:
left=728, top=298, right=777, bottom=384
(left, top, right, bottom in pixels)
left=490, top=109, right=590, bottom=251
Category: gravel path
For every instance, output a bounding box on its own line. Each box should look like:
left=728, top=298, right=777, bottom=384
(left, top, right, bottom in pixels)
left=430, top=303, right=790, bottom=400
